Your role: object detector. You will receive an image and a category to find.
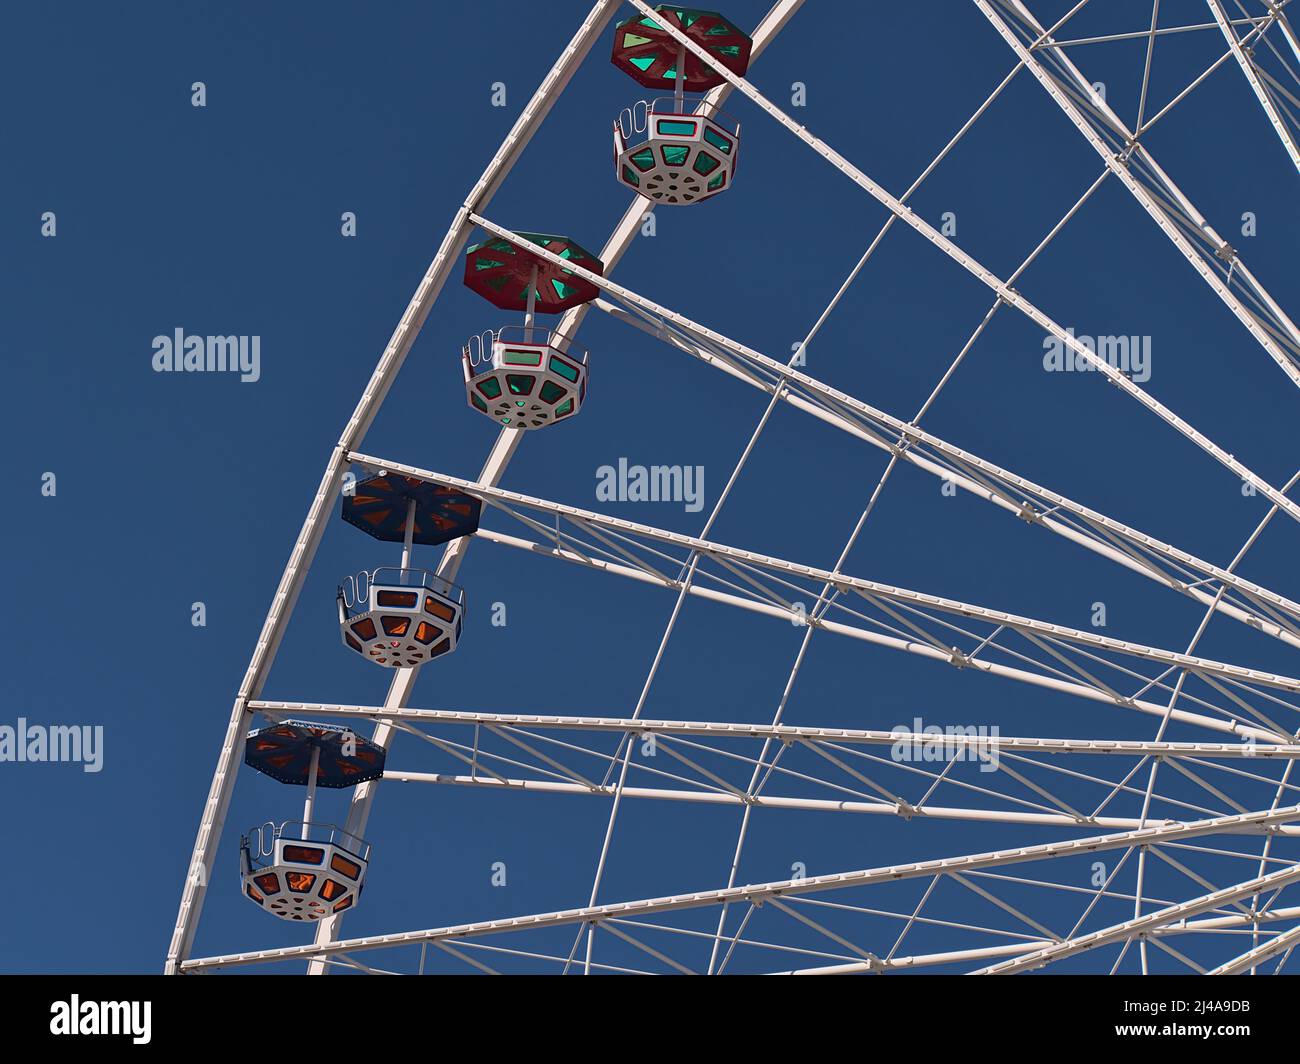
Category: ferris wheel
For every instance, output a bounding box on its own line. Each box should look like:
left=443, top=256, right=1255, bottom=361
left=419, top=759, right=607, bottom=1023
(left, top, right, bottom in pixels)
left=165, top=0, right=1300, bottom=976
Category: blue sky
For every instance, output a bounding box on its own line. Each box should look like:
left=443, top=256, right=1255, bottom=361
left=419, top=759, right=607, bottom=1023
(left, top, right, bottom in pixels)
left=5, top=0, right=1300, bottom=974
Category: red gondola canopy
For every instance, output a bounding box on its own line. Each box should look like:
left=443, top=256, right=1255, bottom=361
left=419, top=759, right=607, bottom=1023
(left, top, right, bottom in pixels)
left=611, top=6, right=752, bottom=91
left=463, top=233, right=604, bottom=313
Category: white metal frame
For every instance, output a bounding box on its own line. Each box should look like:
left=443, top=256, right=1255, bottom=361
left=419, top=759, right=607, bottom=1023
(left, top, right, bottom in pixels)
left=171, top=0, right=1300, bottom=975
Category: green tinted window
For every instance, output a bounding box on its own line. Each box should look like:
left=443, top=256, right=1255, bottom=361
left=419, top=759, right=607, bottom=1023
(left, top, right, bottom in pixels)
left=503, top=348, right=542, bottom=366
left=660, top=144, right=689, bottom=166
left=692, top=152, right=719, bottom=175
left=657, top=119, right=697, bottom=136
left=703, top=128, right=732, bottom=154
left=629, top=147, right=656, bottom=172
left=476, top=377, right=502, bottom=399
left=506, top=374, right=535, bottom=396
left=548, top=356, right=580, bottom=383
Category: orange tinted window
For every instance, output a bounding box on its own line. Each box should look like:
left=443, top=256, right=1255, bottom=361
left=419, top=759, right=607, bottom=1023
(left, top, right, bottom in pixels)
left=381, top=615, right=410, bottom=637
left=330, top=853, right=361, bottom=879
left=424, top=597, right=456, bottom=622
left=377, top=590, right=418, bottom=608
left=285, top=872, right=316, bottom=893
left=253, top=873, right=281, bottom=896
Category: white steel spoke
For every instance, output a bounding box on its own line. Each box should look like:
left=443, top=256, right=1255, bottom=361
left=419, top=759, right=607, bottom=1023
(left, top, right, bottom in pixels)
left=1207, top=921, right=1300, bottom=973
left=346, top=454, right=1300, bottom=741
left=247, top=702, right=1300, bottom=761
left=1048, top=17, right=1270, bottom=49
left=181, top=803, right=1300, bottom=973
left=1209, top=0, right=1300, bottom=171
left=625, top=0, right=1300, bottom=498
left=980, top=0, right=1300, bottom=385
left=470, top=215, right=1300, bottom=652
left=974, top=860, right=1300, bottom=973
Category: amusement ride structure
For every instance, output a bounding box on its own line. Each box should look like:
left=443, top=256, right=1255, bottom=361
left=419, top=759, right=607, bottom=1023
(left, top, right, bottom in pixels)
left=168, top=2, right=1300, bottom=975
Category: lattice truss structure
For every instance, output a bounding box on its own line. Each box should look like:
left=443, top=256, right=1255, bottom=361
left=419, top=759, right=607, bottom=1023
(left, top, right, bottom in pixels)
left=169, top=0, right=1300, bottom=975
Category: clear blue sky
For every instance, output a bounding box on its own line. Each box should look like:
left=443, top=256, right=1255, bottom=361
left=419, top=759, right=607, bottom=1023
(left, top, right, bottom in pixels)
left=4, top=0, right=1300, bottom=973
